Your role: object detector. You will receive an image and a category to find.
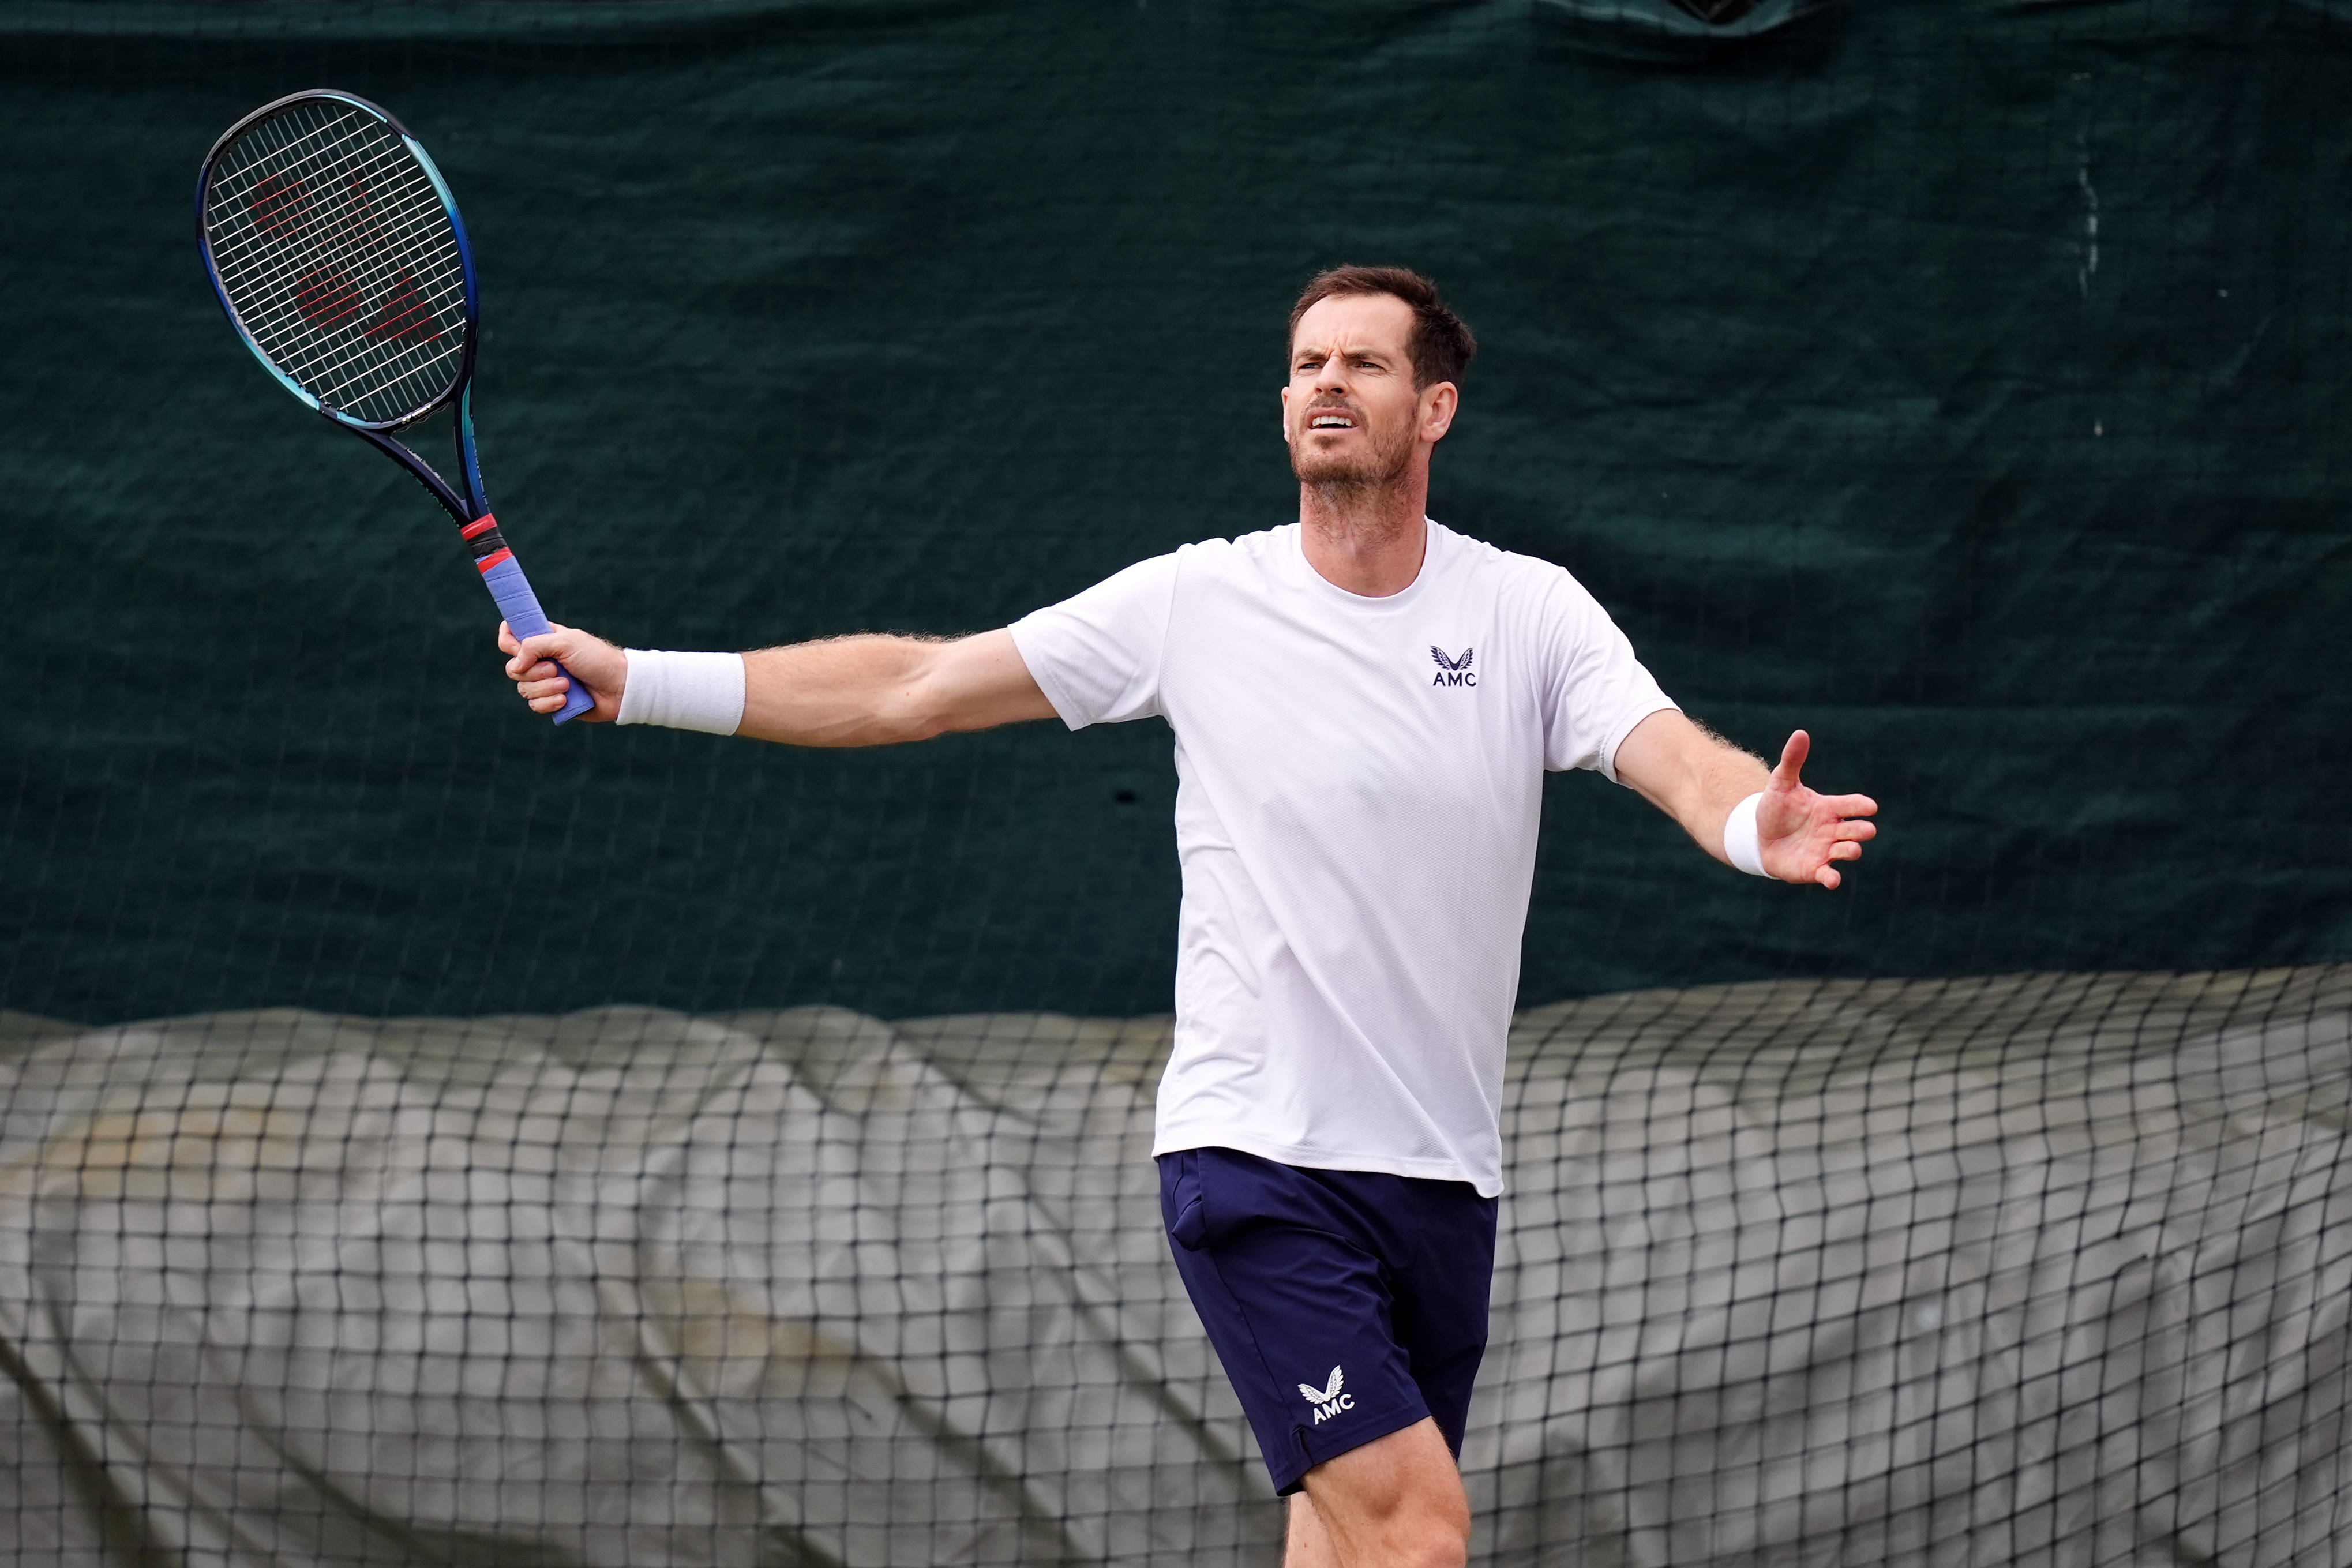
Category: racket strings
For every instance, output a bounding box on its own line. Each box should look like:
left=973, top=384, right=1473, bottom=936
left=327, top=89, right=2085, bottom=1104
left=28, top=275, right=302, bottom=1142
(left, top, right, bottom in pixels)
left=216, top=183, right=463, bottom=415
left=208, top=109, right=463, bottom=397
left=205, top=102, right=470, bottom=426
left=211, top=125, right=451, bottom=316
left=237, top=196, right=462, bottom=389
left=213, top=124, right=464, bottom=418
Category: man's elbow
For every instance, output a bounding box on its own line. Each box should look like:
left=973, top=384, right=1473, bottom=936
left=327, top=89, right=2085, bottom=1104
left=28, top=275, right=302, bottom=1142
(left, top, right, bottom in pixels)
left=882, top=666, right=959, bottom=744
left=875, top=634, right=1042, bottom=742
left=900, top=705, right=952, bottom=744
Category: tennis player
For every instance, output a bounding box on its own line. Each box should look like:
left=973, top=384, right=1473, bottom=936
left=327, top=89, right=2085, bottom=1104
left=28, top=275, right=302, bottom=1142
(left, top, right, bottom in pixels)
left=500, top=266, right=1877, bottom=1568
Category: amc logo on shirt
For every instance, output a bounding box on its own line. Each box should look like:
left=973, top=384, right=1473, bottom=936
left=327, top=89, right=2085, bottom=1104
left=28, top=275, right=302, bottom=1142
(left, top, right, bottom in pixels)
left=1430, top=647, right=1476, bottom=688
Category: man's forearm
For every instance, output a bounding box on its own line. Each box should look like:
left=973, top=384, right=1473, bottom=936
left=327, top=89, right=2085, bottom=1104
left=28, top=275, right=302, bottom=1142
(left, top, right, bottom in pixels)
left=734, top=634, right=950, bottom=747
left=1672, top=737, right=1770, bottom=866
left=727, top=627, right=1056, bottom=747
left=1614, top=710, right=1769, bottom=865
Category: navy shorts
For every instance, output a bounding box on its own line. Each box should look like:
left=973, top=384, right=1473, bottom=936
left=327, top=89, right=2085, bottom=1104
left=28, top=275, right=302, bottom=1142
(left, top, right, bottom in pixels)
left=1157, top=1146, right=1498, bottom=1495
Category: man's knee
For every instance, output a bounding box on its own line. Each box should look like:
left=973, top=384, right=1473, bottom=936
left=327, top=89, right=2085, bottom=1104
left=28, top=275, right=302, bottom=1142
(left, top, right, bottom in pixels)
left=1299, top=1419, right=1469, bottom=1568
left=1390, top=1505, right=1468, bottom=1568
left=1290, top=1486, right=1466, bottom=1568
left=1342, top=1494, right=1466, bottom=1568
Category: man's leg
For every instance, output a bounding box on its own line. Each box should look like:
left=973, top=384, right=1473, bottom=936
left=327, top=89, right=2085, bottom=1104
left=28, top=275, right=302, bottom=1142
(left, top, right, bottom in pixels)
left=1283, top=1418, right=1468, bottom=1568
left=1285, top=1494, right=1340, bottom=1568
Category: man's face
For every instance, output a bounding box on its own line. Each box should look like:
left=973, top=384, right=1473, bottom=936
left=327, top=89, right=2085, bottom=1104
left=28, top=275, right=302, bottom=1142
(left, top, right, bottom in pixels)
left=1281, top=293, right=1444, bottom=488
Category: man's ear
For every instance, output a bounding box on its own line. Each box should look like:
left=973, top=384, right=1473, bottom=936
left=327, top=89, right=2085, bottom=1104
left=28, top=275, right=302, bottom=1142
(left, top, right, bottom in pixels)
left=1420, top=381, right=1459, bottom=442
left=1279, top=382, right=1291, bottom=440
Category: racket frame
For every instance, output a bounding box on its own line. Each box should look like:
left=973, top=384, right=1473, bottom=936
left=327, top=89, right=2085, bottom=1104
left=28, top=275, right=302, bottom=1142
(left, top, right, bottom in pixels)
left=196, top=88, right=594, bottom=723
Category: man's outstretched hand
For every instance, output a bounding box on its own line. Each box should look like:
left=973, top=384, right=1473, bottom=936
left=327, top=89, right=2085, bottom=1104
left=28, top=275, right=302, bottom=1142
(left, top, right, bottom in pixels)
left=498, top=621, right=627, bottom=721
left=1758, top=730, right=1877, bottom=890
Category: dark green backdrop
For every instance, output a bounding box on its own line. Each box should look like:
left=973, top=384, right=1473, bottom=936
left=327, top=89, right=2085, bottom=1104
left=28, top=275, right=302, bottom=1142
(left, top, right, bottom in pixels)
left=3, top=0, right=2347, bottom=1026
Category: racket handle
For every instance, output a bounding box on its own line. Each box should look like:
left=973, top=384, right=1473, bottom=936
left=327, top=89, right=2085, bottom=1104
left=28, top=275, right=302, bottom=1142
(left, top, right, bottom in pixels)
left=479, top=551, right=597, bottom=725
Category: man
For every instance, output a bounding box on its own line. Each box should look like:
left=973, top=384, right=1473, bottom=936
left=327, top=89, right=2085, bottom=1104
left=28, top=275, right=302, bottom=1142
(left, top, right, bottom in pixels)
left=500, top=267, right=1877, bottom=1568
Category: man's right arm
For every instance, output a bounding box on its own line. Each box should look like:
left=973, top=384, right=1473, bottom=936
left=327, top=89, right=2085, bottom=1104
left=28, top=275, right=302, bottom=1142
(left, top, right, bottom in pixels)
left=498, top=624, right=1056, bottom=744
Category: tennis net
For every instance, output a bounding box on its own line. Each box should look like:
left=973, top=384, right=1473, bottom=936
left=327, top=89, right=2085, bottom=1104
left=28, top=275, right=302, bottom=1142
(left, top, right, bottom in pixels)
left=5, top=967, right=2346, bottom=1565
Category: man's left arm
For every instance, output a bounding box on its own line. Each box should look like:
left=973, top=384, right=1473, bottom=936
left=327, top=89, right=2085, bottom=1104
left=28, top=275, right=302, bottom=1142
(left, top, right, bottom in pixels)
left=1611, top=711, right=1878, bottom=889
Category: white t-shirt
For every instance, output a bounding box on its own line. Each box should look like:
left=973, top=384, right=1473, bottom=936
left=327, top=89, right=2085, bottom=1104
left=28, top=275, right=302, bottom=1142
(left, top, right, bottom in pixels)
left=1008, top=520, right=1676, bottom=1196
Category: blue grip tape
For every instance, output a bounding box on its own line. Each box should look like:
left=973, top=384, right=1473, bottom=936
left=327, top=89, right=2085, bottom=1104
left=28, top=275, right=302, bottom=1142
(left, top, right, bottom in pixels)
left=481, top=553, right=596, bottom=725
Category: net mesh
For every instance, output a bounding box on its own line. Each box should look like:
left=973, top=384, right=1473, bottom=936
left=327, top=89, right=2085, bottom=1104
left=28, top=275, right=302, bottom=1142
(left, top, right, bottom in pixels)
left=7, top=1, right=2352, bottom=1565
left=2, top=970, right=2347, bottom=1565
left=203, top=97, right=468, bottom=426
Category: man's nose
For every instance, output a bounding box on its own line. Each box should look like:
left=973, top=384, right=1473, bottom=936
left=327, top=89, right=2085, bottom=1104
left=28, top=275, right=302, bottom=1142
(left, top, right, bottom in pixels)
left=1311, top=355, right=1353, bottom=395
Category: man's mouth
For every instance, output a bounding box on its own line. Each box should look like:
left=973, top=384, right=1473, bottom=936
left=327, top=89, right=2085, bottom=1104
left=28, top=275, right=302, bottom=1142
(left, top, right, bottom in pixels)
left=1306, top=410, right=1357, bottom=432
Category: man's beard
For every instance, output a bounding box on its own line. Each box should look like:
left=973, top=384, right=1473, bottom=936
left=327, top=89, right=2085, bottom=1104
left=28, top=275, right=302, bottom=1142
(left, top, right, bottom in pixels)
left=1289, top=408, right=1413, bottom=500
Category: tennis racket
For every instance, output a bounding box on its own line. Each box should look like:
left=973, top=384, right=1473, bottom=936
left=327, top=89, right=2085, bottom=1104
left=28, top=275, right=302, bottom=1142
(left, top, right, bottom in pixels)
left=196, top=88, right=595, bottom=724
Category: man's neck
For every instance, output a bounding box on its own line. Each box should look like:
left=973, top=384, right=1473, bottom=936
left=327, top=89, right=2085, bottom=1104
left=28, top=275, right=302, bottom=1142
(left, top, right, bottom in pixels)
left=1297, top=476, right=1430, bottom=598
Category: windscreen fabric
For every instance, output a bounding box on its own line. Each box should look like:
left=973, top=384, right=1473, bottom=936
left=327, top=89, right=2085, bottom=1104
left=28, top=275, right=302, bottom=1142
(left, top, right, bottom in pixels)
left=2, top=0, right=2347, bottom=1025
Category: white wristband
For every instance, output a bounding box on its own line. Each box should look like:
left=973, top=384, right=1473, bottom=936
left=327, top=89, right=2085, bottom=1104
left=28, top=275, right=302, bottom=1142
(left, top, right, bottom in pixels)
left=1723, top=791, right=1770, bottom=877
left=617, top=650, right=746, bottom=736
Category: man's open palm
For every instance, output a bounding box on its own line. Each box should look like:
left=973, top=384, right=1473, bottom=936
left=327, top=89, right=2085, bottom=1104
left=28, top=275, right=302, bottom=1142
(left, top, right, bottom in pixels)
left=1758, top=730, right=1878, bottom=890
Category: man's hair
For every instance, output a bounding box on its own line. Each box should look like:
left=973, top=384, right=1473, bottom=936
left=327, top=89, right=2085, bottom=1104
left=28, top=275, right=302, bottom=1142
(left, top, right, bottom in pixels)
left=1286, top=265, right=1477, bottom=391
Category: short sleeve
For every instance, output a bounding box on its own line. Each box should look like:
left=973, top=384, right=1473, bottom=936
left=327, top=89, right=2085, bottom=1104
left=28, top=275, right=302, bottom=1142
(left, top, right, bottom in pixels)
left=1008, top=550, right=1182, bottom=729
left=1536, top=571, right=1679, bottom=779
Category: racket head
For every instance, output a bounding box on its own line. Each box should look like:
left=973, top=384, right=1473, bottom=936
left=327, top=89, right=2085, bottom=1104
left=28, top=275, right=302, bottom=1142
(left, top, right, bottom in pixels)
left=197, top=90, right=478, bottom=432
